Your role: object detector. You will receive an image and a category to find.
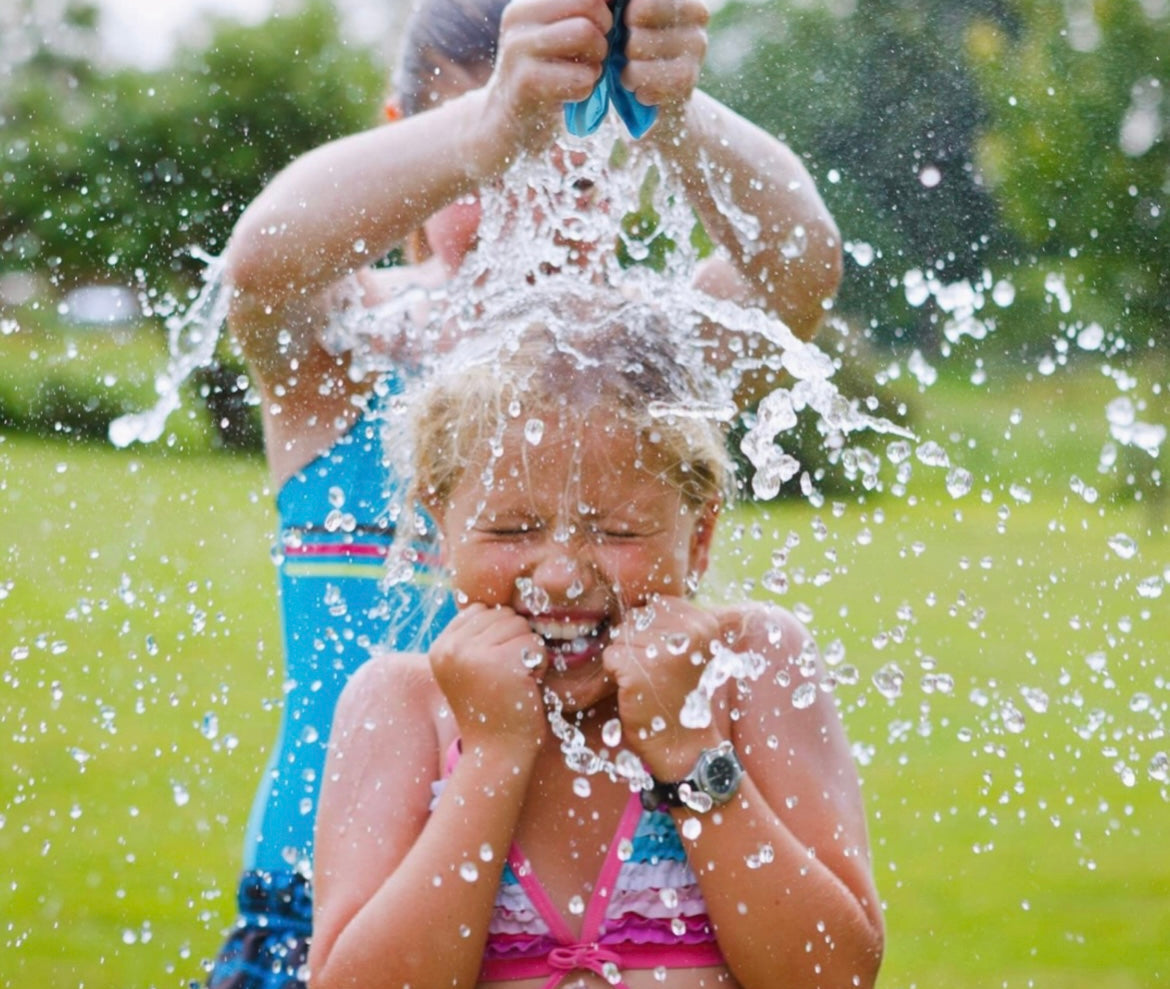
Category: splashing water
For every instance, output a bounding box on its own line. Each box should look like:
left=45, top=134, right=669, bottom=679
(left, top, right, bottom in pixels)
left=108, top=250, right=230, bottom=448
left=679, top=640, right=769, bottom=730
left=543, top=687, right=653, bottom=791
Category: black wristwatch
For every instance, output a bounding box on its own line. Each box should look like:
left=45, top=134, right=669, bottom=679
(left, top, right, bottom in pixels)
left=641, top=741, right=745, bottom=812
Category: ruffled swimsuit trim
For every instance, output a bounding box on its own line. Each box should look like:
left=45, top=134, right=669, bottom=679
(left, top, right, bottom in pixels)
left=436, top=741, right=724, bottom=988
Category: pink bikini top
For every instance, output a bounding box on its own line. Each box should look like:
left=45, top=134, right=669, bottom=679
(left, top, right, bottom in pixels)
left=438, top=741, right=724, bottom=988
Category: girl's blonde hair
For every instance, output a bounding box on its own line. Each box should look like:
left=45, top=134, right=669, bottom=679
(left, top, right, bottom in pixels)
left=408, top=280, right=734, bottom=517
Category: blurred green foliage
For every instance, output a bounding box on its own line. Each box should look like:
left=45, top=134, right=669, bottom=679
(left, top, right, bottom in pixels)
left=1, top=0, right=384, bottom=294
left=703, top=0, right=1167, bottom=358
left=0, top=308, right=220, bottom=450
left=968, top=0, right=1170, bottom=352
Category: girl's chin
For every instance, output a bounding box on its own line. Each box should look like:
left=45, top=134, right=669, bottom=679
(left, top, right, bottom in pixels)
left=544, top=665, right=615, bottom=714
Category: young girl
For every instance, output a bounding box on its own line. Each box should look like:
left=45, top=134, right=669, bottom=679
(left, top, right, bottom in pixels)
left=309, top=288, right=884, bottom=989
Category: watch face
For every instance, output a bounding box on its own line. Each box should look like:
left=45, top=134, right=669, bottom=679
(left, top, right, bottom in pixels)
left=701, top=754, right=741, bottom=798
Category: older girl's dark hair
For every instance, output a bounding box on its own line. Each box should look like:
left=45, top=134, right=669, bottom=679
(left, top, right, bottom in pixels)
left=393, top=0, right=509, bottom=116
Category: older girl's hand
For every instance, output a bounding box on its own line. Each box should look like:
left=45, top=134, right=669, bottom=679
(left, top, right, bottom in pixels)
left=484, top=0, right=613, bottom=152
left=622, top=0, right=709, bottom=118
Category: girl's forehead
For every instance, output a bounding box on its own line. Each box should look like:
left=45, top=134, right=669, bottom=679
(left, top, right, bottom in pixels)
left=464, top=413, right=678, bottom=506
left=494, top=408, right=655, bottom=463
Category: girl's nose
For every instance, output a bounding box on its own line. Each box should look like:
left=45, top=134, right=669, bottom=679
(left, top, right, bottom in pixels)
left=530, top=537, right=593, bottom=600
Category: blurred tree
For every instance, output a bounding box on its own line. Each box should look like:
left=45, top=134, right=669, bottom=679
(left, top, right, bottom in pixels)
left=1, top=0, right=385, bottom=297
left=968, top=0, right=1169, bottom=357
left=703, top=0, right=1015, bottom=350
left=1, top=0, right=108, bottom=286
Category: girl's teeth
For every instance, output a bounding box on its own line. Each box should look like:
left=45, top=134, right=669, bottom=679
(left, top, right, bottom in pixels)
left=530, top=619, right=597, bottom=642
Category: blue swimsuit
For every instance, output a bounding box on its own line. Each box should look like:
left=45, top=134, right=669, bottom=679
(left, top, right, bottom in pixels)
left=207, top=377, right=455, bottom=988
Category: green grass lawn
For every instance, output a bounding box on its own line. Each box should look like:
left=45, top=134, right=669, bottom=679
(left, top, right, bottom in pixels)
left=2, top=358, right=1168, bottom=988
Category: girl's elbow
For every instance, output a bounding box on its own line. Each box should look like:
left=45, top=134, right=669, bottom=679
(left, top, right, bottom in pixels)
left=221, top=223, right=278, bottom=306
left=850, top=911, right=885, bottom=988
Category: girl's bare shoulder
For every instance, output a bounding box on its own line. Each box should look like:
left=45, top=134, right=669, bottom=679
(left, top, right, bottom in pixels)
left=334, top=650, right=447, bottom=737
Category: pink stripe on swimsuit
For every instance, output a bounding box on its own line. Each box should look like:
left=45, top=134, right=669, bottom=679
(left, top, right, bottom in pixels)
left=438, top=742, right=724, bottom=987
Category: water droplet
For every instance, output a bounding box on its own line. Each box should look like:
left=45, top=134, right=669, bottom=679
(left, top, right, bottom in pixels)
left=1136, top=575, right=1163, bottom=599
left=680, top=690, right=713, bottom=729
left=602, top=718, right=622, bottom=747
left=459, top=861, right=479, bottom=883
left=679, top=784, right=714, bottom=814
left=516, top=578, right=551, bottom=615
left=479, top=842, right=494, bottom=862
left=780, top=224, right=808, bottom=259
left=1000, top=702, right=1026, bottom=734
left=791, top=682, right=818, bottom=709
left=872, top=663, right=904, bottom=699
left=568, top=895, right=585, bottom=915
left=1020, top=687, right=1048, bottom=714
left=573, top=777, right=592, bottom=798
left=1076, top=322, right=1105, bottom=350
left=761, top=569, right=788, bottom=594
left=659, top=887, right=679, bottom=909
left=915, top=441, right=950, bottom=469
left=918, top=164, right=941, bottom=187
left=846, top=241, right=874, bottom=267
left=524, top=418, right=545, bottom=445
left=746, top=841, right=775, bottom=869
left=172, top=783, right=190, bottom=807
left=681, top=818, right=703, bottom=840
left=946, top=468, right=973, bottom=498
left=1009, top=483, right=1033, bottom=504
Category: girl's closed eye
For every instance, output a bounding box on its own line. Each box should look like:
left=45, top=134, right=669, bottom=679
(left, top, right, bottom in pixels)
left=586, top=517, right=662, bottom=542
left=476, top=515, right=542, bottom=538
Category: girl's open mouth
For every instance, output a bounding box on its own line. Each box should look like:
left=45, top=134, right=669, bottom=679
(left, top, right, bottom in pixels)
left=528, top=617, right=610, bottom=671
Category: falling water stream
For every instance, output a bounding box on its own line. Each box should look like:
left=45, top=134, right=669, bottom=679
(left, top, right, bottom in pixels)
left=2, top=68, right=1167, bottom=989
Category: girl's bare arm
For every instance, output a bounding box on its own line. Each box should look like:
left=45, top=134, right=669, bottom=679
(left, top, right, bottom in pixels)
left=310, top=654, right=540, bottom=989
